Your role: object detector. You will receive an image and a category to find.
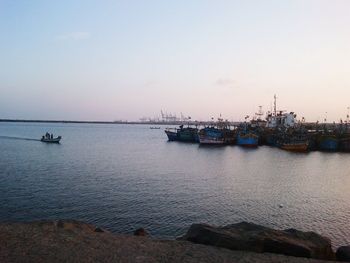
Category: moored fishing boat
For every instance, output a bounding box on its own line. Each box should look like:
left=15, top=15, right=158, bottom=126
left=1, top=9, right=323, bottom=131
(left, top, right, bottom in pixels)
left=198, top=126, right=225, bottom=145
left=165, top=125, right=199, bottom=142
left=177, top=125, right=199, bottom=142
left=236, top=121, right=259, bottom=147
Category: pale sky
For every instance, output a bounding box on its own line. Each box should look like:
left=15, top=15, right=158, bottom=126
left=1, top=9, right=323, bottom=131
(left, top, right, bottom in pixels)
left=1, top=0, right=350, bottom=122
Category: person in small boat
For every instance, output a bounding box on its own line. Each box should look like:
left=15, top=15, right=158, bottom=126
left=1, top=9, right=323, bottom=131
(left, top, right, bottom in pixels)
left=50, top=134, right=53, bottom=139
left=45, top=132, right=50, bottom=139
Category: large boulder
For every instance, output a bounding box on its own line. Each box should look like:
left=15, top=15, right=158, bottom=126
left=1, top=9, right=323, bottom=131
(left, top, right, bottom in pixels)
left=178, top=222, right=335, bottom=260
left=336, top=246, right=350, bottom=262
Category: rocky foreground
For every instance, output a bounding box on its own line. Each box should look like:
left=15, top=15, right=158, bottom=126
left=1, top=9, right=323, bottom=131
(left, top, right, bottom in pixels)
left=0, top=220, right=348, bottom=263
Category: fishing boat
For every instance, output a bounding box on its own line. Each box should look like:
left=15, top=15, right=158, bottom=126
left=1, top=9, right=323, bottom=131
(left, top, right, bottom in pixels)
left=165, top=125, right=199, bottom=142
left=40, top=135, right=62, bottom=143
left=236, top=121, right=259, bottom=147
left=198, top=118, right=233, bottom=145
left=198, top=126, right=225, bottom=144
left=177, top=125, right=199, bottom=142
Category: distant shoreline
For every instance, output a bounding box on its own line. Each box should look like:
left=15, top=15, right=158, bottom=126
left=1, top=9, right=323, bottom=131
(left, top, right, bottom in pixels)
left=0, top=119, right=336, bottom=127
left=0, top=119, right=206, bottom=126
left=0, top=119, right=130, bottom=124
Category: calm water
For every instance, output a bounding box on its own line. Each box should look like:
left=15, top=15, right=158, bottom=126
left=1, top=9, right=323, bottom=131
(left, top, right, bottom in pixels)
left=1, top=122, right=350, bottom=247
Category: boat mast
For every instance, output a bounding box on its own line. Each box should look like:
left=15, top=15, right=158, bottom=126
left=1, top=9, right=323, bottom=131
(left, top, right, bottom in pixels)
left=274, top=94, right=277, bottom=116
left=256, top=106, right=263, bottom=120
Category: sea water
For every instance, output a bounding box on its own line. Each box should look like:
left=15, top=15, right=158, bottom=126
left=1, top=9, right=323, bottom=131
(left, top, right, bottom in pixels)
left=0, top=122, right=349, bottom=247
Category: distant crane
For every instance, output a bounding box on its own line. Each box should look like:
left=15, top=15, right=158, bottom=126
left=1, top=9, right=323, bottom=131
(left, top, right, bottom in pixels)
left=160, top=110, right=179, bottom=122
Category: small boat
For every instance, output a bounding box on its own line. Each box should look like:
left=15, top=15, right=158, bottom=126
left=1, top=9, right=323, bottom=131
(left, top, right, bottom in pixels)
left=41, top=134, right=62, bottom=143
left=150, top=127, right=161, bottom=129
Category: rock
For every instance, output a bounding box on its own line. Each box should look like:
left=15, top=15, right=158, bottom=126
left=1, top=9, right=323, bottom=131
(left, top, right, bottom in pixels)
left=178, top=222, right=335, bottom=260
left=336, top=246, right=350, bottom=262
left=94, top=227, right=104, bottom=233
left=0, top=220, right=337, bottom=263
left=134, top=227, right=148, bottom=236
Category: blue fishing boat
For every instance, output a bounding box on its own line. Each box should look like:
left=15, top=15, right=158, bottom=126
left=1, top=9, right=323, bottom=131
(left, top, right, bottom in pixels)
left=236, top=122, right=259, bottom=147
left=198, top=126, right=225, bottom=144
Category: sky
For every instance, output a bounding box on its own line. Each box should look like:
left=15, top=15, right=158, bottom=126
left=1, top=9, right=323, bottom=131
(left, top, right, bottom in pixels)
left=1, top=0, right=350, bottom=122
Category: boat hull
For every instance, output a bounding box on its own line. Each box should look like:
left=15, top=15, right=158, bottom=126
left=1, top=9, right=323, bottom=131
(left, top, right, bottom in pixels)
left=237, top=133, right=259, bottom=147
left=165, top=130, right=178, bottom=141
left=198, top=136, right=225, bottom=144
left=177, top=128, right=199, bottom=143
left=263, top=132, right=278, bottom=146
left=198, top=127, right=224, bottom=145
left=318, top=135, right=338, bottom=151
left=280, top=142, right=309, bottom=152
left=41, top=137, right=61, bottom=143
left=339, top=137, right=350, bottom=152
